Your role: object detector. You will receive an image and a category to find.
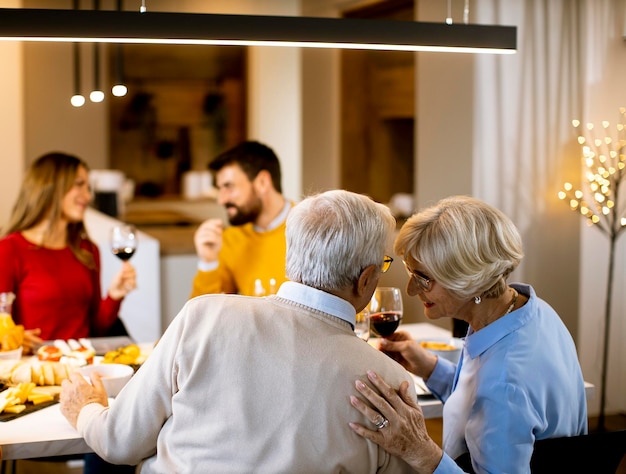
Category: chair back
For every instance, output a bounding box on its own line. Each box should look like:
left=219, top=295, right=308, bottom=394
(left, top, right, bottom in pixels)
left=454, top=430, right=626, bottom=473
left=531, top=430, right=626, bottom=473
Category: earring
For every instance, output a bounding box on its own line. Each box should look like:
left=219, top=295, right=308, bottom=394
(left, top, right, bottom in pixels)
left=474, top=296, right=481, bottom=304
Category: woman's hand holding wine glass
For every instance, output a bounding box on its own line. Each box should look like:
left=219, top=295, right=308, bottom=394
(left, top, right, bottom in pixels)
left=369, top=287, right=403, bottom=338
left=109, top=224, right=138, bottom=299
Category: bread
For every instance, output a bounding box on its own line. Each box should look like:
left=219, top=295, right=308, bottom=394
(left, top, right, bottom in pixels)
left=41, top=362, right=56, bottom=386
left=30, top=364, right=44, bottom=385
left=52, top=361, right=70, bottom=385
left=11, top=362, right=32, bottom=384
left=0, top=360, right=71, bottom=386
left=0, top=360, right=20, bottom=381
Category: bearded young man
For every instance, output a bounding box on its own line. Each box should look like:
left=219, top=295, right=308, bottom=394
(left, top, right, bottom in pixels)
left=190, top=141, right=292, bottom=297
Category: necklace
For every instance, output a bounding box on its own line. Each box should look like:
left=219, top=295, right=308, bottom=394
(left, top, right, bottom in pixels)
left=503, top=288, right=518, bottom=316
left=473, top=288, right=519, bottom=331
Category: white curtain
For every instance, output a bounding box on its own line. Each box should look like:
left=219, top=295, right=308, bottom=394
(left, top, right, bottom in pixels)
left=474, top=0, right=583, bottom=232
left=472, top=0, right=626, bottom=416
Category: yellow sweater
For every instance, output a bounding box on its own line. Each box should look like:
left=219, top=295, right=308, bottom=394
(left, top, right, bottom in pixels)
left=190, top=220, right=288, bottom=298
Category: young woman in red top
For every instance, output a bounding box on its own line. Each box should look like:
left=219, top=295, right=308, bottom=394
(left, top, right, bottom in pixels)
left=0, top=152, right=136, bottom=353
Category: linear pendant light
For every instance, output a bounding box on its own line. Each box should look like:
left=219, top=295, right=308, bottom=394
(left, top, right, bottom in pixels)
left=0, top=8, right=516, bottom=54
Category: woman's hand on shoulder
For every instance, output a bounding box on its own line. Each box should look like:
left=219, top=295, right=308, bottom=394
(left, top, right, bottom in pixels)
left=349, top=370, right=443, bottom=473
left=108, top=262, right=137, bottom=300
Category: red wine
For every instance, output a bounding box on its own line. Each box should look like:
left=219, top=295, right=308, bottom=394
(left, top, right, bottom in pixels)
left=112, top=247, right=135, bottom=261
left=370, top=311, right=402, bottom=337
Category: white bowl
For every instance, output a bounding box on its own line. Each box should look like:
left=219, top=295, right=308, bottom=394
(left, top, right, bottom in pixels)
left=0, top=346, right=23, bottom=360
left=417, top=337, right=464, bottom=364
left=78, top=363, right=134, bottom=397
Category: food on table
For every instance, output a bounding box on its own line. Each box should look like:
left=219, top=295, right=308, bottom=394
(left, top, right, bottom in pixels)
left=102, top=343, right=142, bottom=366
left=0, top=382, right=55, bottom=414
left=0, top=310, right=24, bottom=352
left=52, top=339, right=95, bottom=366
left=66, top=346, right=95, bottom=365
left=37, top=345, right=63, bottom=362
left=419, top=341, right=457, bottom=351
left=0, top=360, right=72, bottom=386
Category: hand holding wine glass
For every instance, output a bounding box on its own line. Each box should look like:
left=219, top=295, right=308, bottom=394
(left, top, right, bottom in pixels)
left=109, top=224, right=138, bottom=298
left=369, top=287, right=403, bottom=338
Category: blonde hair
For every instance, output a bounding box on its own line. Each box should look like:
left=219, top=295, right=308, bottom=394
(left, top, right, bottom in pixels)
left=394, top=195, right=523, bottom=299
left=2, top=152, right=96, bottom=270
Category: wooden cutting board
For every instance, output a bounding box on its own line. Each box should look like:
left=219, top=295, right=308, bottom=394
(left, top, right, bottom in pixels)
left=0, top=385, right=61, bottom=422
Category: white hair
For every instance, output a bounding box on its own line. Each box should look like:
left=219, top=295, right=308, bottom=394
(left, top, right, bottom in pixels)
left=286, top=190, right=396, bottom=292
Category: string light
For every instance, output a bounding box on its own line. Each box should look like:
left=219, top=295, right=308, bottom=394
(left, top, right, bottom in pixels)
left=558, top=108, right=626, bottom=235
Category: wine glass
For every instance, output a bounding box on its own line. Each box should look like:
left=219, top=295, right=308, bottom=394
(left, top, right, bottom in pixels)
left=110, top=224, right=138, bottom=262
left=368, top=287, right=403, bottom=338
left=354, top=308, right=370, bottom=341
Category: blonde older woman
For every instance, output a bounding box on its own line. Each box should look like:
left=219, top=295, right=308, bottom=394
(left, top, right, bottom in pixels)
left=349, top=196, right=587, bottom=473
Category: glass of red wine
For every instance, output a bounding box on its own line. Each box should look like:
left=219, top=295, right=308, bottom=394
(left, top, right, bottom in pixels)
left=368, top=287, right=403, bottom=338
left=110, top=224, right=138, bottom=262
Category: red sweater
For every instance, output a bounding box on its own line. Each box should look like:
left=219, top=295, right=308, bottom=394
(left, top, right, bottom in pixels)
left=0, top=232, right=121, bottom=340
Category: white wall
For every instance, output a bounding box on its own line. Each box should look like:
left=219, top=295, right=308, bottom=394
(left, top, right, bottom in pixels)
left=160, top=255, right=197, bottom=330
left=0, top=0, right=24, bottom=225
left=247, top=46, right=303, bottom=202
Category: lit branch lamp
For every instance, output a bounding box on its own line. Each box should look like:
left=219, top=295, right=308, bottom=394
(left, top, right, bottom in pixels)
left=558, top=107, right=626, bottom=431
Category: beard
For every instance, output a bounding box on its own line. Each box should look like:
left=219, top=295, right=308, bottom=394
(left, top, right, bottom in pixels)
left=225, top=194, right=263, bottom=226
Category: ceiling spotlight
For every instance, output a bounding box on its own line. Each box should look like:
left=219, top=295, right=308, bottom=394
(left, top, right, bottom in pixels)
left=71, top=94, right=85, bottom=107
left=90, top=90, right=105, bottom=102
left=111, top=43, right=127, bottom=97
left=70, top=42, right=84, bottom=107
left=112, top=84, right=128, bottom=97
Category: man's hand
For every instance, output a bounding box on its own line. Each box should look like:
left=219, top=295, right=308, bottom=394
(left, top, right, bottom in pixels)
left=194, top=218, right=224, bottom=264
left=60, top=372, right=109, bottom=428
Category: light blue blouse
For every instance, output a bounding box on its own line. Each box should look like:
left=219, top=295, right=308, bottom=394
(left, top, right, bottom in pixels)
left=427, top=283, right=587, bottom=473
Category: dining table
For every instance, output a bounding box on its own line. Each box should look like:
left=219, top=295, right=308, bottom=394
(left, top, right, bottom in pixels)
left=0, top=323, right=595, bottom=462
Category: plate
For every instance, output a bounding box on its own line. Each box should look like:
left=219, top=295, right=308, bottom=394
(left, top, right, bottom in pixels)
left=88, top=336, right=135, bottom=356
left=412, top=374, right=431, bottom=396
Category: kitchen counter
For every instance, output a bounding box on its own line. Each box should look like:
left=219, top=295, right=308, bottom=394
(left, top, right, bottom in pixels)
left=122, top=197, right=226, bottom=256
left=136, top=225, right=197, bottom=256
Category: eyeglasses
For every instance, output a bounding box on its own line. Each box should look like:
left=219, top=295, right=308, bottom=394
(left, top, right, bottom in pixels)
left=381, top=256, right=394, bottom=273
left=403, top=261, right=434, bottom=292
